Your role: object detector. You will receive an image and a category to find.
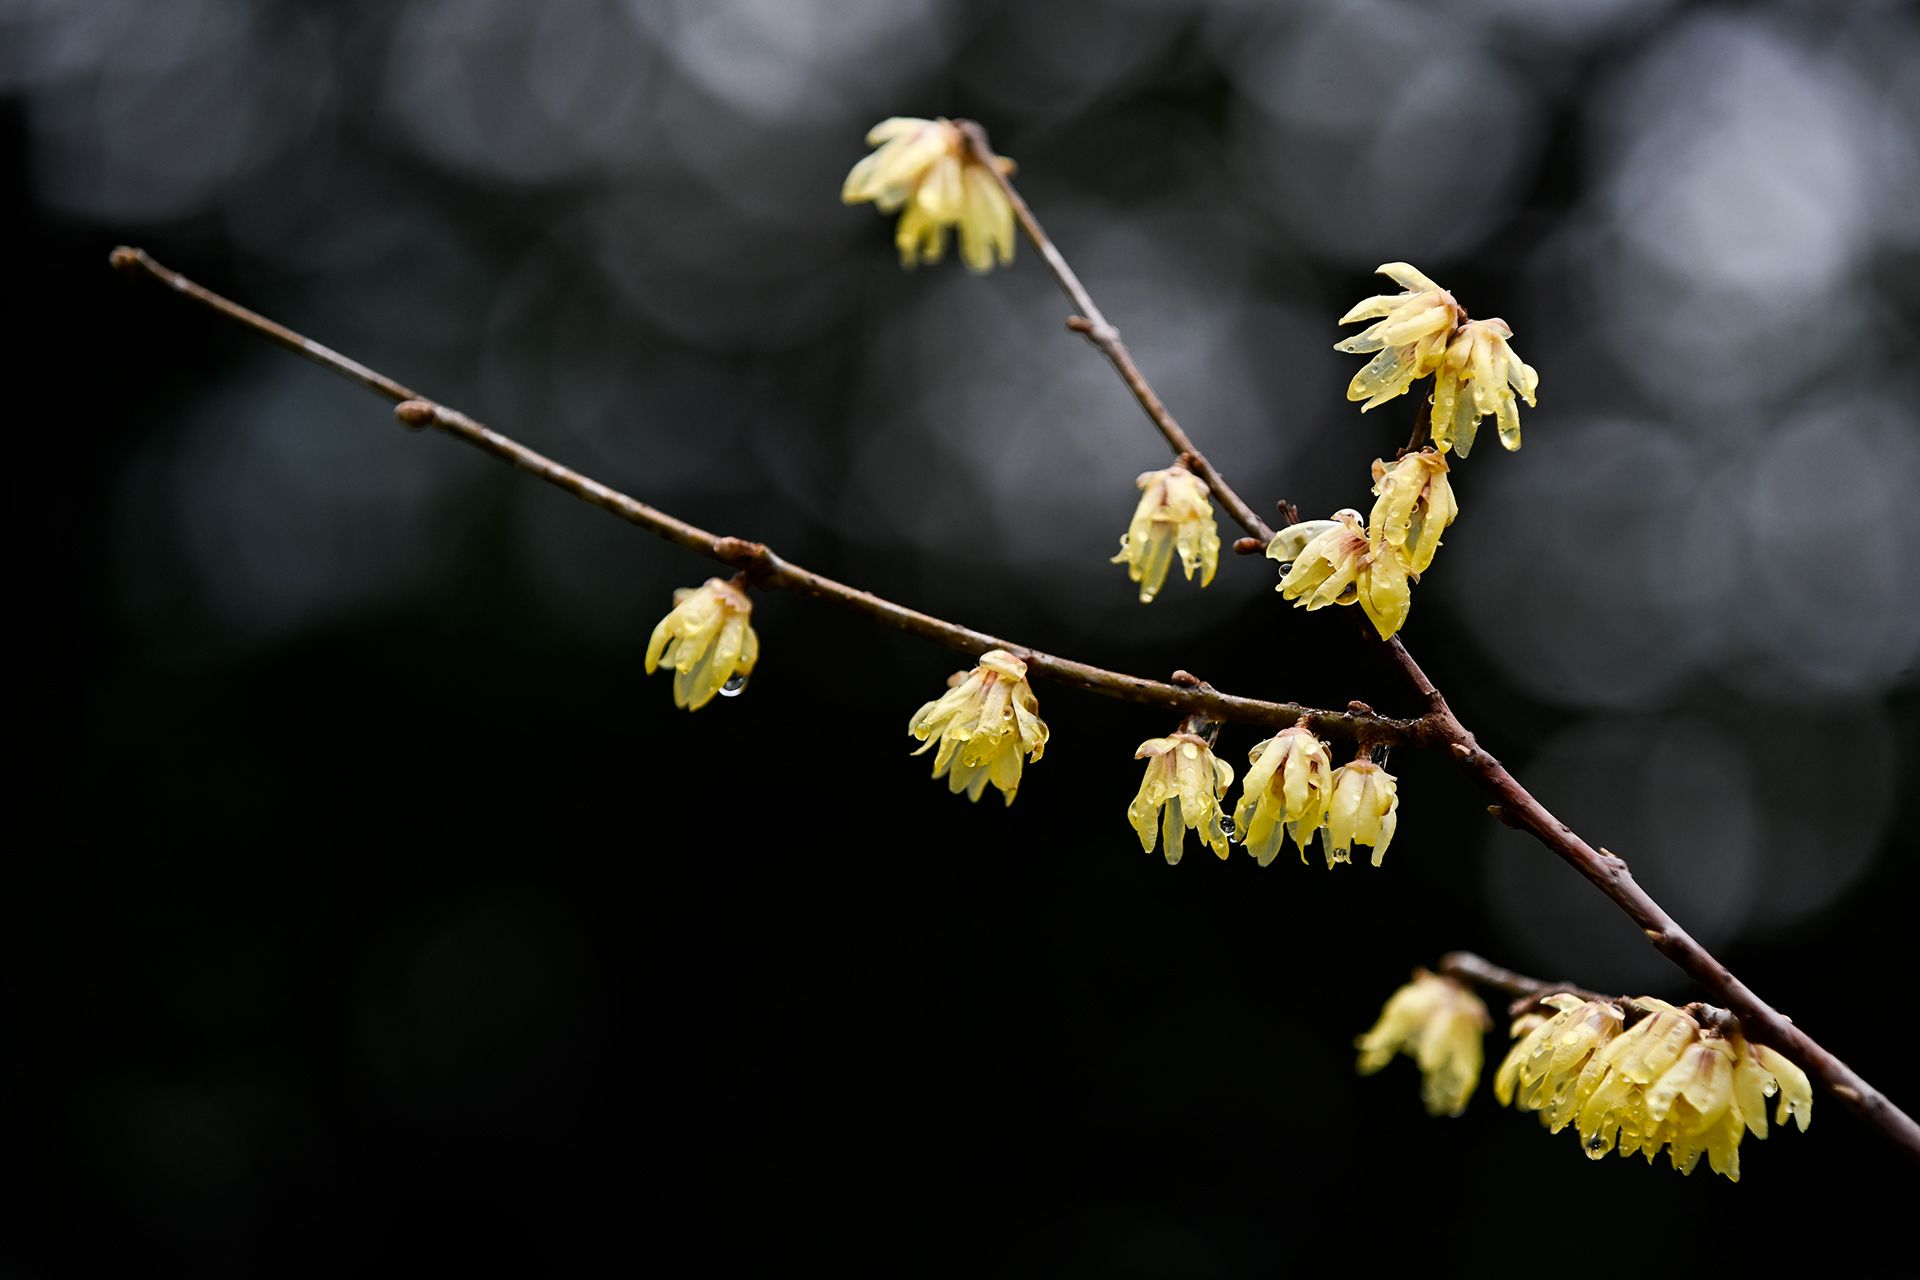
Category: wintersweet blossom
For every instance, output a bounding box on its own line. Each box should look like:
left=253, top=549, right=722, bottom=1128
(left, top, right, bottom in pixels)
left=1111, top=465, right=1220, bottom=603
left=842, top=117, right=1017, bottom=273
left=1128, top=733, right=1234, bottom=865
left=1356, top=970, right=1492, bottom=1117
left=1430, top=318, right=1539, bottom=457
left=644, top=578, right=759, bottom=711
left=1268, top=510, right=1411, bottom=640
left=1323, top=760, right=1399, bottom=866
left=1335, top=263, right=1464, bottom=411
left=908, top=649, right=1048, bottom=805
left=1498, top=996, right=1813, bottom=1181
left=1368, top=450, right=1458, bottom=576
left=1232, top=725, right=1332, bottom=866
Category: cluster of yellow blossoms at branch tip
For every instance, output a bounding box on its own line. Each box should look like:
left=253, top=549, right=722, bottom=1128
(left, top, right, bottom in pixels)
left=1496, top=995, right=1811, bottom=1181
left=842, top=117, right=1017, bottom=273
left=1337, top=263, right=1538, bottom=456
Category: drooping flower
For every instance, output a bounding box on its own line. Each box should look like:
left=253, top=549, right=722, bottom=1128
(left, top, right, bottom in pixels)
left=1498, top=996, right=1814, bottom=1181
left=1128, top=732, right=1234, bottom=865
left=1493, top=993, right=1625, bottom=1134
left=842, top=117, right=1017, bottom=273
left=1323, top=759, right=1399, bottom=867
left=1335, top=263, right=1465, bottom=411
left=1730, top=1032, right=1813, bottom=1140
left=1232, top=725, right=1333, bottom=866
left=1430, top=318, right=1539, bottom=457
left=1268, top=510, right=1412, bottom=640
left=908, top=649, right=1048, bottom=805
left=1368, top=450, right=1458, bottom=576
left=1356, top=970, right=1492, bottom=1117
left=1111, top=465, right=1221, bottom=603
left=644, top=578, right=759, bottom=711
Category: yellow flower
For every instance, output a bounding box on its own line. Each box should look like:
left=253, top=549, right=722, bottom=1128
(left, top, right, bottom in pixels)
left=1498, top=997, right=1814, bottom=1181
left=908, top=649, right=1048, bottom=805
left=842, top=117, right=1017, bottom=273
left=644, top=577, right=759, bottom=711
left=1111, top=465, right=1221, bottom=603
left=1430, top=318, right=1539, bottom=457
left=1323, top=759, right=1399, bottom=867
left=1368, top=450, right=1458, bottom=576
left=1730, top=1032, right=1813, bottom=1140
left=1356, top=970, right=1491, bottom=1117
left=1493, top=994, right=1625, bottom=1134
left=1267, top=510, right=1412, bottom=640
left=1128, top=732, right=1234, bottom=865
left=1335, top=263, right=1464, bottom=411
left=1232, top=725, right=1332, bottom=867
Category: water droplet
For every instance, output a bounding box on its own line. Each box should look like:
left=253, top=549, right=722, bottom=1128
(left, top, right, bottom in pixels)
left=720, top=674, right=749, bottom=697
left=1220, top=816, right=1238, bottom=842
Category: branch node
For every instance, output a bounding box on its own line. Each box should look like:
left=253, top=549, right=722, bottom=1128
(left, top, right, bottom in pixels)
left=1275, top=499, right=1300, bottom=527
left=1833, top=1084, right=1863, bottom=1103
left=109, top=245, right=143, bottom=272
left=1449, top=742, right=1473, bottom=760
left=713, top=537, right=771, bottom=572
left=1643, top=929, right=1668, bottom=946
left=1487, top=804, right=1520, bottom=828
left=1169, top=669, right=1205, bottom=689
left=1232, top=536, right=1266, bottom=556
left=394, top=399, right=438, bottom=430
left=1064, top=314, right=1119, bottom=345
left=1346, top=700, right=1373, bottom=717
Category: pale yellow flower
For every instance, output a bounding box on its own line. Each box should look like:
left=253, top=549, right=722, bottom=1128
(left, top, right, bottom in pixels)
left=908, top=649, right=1048, bottom=805
left=1335, top=263, right=1464, bottom=411
left=1232, top=725, right=1332, bottom=867
left=1368, top=450, right=1458, bottom=576
left=1267, top=510, right=1411, bottom=641
left=1111, top=465, right=1220, bottom=603
left=644, top=578, right=759, bottom=711
left=1493, top=994, right=1625, bottom=1134
left=1430, top=318, right=1538, bottom=457
left=1498, top=997, right=1813, bottom=1181
left=1323, top=759, right=1399, bottom=867
left=1730, top=1032, right=1813, bottom=1140
left=1128, top=732, right=1234, bottom=865
left=842, top=117, right=1017, bottom=273
left=1356, top=970, right=1491, bottom=1117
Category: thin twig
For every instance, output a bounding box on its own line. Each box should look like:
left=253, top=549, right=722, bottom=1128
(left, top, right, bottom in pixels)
left=960, top=127, right=1920, bottom=1161
left=108, top=246, right=1434, bottom=748
left=1438, top=951, right=1613, bottom=1012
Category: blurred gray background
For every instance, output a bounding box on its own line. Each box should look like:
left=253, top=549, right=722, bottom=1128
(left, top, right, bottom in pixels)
left=7, top=0, right=1919, bottom=1272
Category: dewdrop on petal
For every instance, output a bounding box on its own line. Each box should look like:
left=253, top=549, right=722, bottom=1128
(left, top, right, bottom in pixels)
left=1323, top=759, right=1399, bottom=867
left=1233, top=725, right=1332, bottom=866
left=644, top=578, right=759, bottom=711
left=1335, top=263, right=1464, bottom=411
left=1356, top=970, right=1491, bottom=1118
left=1128, top=733, right=1234, bottom=865
left=1730, top=1033, right=1813, bottom=1139
left=1430, top=318, right=1539, bottom=457
left=842, top=117, right=1017, bottom=273
left=1269, top=510, right=1412, bottom=641
left=1368, top=450, right=1458, bottom=576
left=1111, top=465, right=1221, bottom=603
left=907, top=649, right=1048, bottom=805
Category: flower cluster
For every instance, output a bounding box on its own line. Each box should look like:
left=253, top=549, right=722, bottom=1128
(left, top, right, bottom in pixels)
left=908, top=650, right=1049, bottom=805
left=1356, top=971, right=1491, bottom=1118
left=644, top=578, right=759, bottom=711
left=1494, top=995, right=1812, bottom=1181
left=843, top=117, right=1017, bottom=273
left=1128, top=733, right=1234, bottom=864
left=1111, top=465, right=1220, bottom=604
left=1335, top=262, right=1538, bottom=455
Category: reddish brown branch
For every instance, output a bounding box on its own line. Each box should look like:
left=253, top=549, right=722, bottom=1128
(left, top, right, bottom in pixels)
left=110, top=247, right=1432, bottom=748
left=958, top=128, right=1920, bottom=1161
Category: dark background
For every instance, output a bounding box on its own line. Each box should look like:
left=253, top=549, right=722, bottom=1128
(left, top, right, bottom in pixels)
left=8, top=0, right=1919, bottom=1273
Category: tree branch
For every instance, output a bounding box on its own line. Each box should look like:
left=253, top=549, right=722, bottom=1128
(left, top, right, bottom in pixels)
left=958, top=128, right=1920, bottom=1161
left=108, top=246, right=1435, bottom=749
